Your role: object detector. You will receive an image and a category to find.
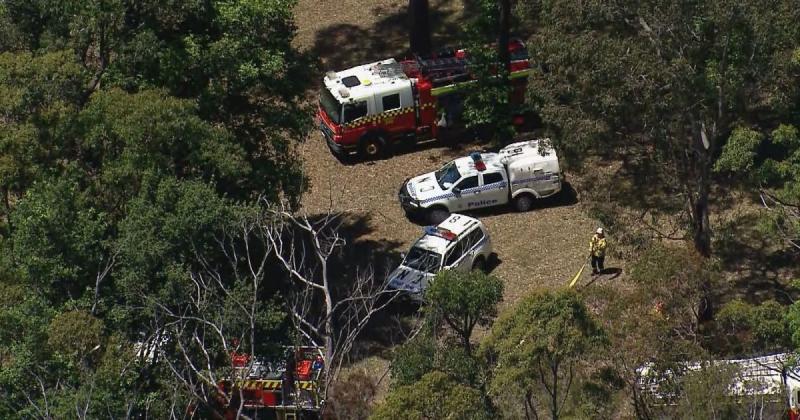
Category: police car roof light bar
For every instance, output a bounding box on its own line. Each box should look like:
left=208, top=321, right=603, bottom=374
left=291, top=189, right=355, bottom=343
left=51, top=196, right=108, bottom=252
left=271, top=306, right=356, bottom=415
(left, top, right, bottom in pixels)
left=470, top=152, right=486, bottom=171
left=424, top=226, right=457, bottom=241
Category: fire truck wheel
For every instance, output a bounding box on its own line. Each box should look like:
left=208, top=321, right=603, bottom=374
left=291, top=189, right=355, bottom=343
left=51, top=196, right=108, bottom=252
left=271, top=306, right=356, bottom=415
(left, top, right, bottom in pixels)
left=359, top=135, right=387, bottom=160
left=513, top=194, right=535, bottom=212
left=427, top=207, right=450, bottom=225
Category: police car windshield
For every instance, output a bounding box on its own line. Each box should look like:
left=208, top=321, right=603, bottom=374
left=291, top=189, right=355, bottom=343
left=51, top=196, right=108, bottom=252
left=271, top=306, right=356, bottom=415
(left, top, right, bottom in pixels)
left=435, top=162, right=461, bottom=189
left=320, top=89, right=342, bottom=124
left=403, top=246, right=442, bottom=273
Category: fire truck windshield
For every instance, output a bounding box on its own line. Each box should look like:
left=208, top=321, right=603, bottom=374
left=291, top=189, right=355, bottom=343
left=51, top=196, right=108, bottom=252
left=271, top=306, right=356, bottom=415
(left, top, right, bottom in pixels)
left=320, top=89, right=342, bottom=124
left=435, top=162, right=461, bottom=189
left=403, top=246, right=442, bottom=273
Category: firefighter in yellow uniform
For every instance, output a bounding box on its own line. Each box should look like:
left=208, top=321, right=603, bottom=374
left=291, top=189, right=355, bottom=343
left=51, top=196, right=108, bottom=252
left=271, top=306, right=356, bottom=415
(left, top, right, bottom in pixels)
left=589, top=227, right=607, bottom=275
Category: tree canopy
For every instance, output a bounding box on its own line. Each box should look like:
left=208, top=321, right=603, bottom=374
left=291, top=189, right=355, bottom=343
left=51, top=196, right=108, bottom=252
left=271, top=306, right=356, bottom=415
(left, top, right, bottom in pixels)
left=524, top=0, right=800, bottom=256
left=426, top=269, right=503, bottom=355
left=0, top=0, right=313, bottom=416
left=482, top=289, right=606, bottom=420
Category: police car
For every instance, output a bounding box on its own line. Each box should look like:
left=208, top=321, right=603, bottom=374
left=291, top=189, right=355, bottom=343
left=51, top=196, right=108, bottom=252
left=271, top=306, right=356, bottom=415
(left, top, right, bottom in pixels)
left=387, top=214, right=493, bottom=300
left=398, top=139, right=563, bottom=224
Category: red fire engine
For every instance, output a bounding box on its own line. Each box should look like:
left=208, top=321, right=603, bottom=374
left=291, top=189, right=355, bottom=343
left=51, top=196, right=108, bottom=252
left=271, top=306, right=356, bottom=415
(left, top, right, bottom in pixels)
left=213, top=347, right=326, bottom=420
left=317, top=40, right=533, bottom=160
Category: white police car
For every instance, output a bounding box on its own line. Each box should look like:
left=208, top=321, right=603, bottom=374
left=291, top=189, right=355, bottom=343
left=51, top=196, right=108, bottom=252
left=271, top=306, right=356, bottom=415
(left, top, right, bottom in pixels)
left=398, top=139, right=563, bottom=224
left=387, top=214, right=493, bottom=300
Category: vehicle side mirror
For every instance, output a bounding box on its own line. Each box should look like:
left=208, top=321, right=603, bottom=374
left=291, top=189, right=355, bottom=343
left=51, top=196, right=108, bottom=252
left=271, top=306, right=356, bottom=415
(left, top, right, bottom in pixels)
left=443, top=182, right=453, bottom=189
left=400, top=252, right=406, bottom=260
left=452, top=187, right=461, bottom=195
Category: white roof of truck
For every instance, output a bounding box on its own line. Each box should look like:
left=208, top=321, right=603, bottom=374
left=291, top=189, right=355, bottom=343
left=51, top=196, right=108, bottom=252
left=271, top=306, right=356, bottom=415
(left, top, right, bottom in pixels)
left=324, top=58, right=411, bottom=103
left=446, top=139, right=558, bottom=179
left=499, top=139, right=558, bottom=164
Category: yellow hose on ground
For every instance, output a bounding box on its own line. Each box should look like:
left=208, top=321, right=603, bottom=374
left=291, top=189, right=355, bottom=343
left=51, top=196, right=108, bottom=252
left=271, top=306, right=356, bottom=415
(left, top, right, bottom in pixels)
left=568, top=258, right=590, bottom=288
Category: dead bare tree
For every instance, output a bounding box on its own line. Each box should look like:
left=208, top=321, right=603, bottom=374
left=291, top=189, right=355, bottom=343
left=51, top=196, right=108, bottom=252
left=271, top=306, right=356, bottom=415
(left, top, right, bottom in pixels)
left=149, top=206, right=276, bottom=420
left=148, top=197, right=399, bottom=415
left=263, top=198, right=400, bottom=393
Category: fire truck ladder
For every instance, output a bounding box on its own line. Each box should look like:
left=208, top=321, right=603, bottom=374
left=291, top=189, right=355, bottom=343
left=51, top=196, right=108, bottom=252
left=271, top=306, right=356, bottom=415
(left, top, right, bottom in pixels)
left=416, top=56, right=471, bottom=87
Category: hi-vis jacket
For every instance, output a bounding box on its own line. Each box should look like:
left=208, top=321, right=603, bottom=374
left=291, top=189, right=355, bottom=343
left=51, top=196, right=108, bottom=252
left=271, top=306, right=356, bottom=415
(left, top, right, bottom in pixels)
left=590, top=235, right=607, bottom=257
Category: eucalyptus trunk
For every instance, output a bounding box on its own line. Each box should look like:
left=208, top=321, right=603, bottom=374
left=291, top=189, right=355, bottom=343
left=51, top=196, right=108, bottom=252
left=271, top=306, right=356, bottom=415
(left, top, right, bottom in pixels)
left=409, top=0, right=431, bottom=57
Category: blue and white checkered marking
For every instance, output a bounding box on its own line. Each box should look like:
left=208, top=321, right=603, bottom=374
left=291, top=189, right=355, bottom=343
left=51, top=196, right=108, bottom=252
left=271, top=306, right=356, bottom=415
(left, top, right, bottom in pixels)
left=419, top=181, right=506, bottom=204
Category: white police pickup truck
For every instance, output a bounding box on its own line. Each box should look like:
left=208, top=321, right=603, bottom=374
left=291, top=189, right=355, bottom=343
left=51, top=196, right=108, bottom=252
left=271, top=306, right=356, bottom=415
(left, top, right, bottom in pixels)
left=398, top=139, right=563, bottom=224
left=388, top=214, right=493, bottom=300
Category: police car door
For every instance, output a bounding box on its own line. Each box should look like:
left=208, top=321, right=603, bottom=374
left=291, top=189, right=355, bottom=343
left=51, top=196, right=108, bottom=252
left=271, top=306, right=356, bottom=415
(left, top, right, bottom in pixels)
left=478, top=171, right=507, bottom=208
left=452, top=175, right=480, bottom=211
left=443, top=238, right=469, bottom=272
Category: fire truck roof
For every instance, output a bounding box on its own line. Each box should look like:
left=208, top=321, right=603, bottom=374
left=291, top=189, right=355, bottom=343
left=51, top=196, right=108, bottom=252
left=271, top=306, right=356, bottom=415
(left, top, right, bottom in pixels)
left=324, top=58, right=410, bottom=103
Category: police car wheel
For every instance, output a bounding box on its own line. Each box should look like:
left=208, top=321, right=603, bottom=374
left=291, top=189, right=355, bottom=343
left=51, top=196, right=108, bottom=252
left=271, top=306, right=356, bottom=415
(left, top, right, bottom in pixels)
left=514, top=194, right=535, bottom=212
left=359, top=136, right=386, bottom=159
left=427, top=208, right=449, bottom=225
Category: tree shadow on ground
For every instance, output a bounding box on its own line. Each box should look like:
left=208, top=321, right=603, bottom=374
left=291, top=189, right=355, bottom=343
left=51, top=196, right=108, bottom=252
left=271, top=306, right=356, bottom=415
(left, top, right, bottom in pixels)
left=581, top=267, right=623, bottom=289
left=311, top=0, right=469, bottom=71
left=714, top=212, right=800, bottom=305
left=276, top=211, right=438, bottom=366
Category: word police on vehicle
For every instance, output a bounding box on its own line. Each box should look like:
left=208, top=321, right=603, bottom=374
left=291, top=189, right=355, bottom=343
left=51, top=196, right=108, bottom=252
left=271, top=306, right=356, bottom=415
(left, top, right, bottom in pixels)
left=398, top=139, right=563, bottom=224
left=388, top=214, right=493, bottom=300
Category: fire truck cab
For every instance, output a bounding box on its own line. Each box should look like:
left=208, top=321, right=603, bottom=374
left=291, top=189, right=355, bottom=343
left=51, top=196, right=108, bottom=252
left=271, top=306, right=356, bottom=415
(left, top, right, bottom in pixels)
left=320, top=58, right=418, bottom=159
left=318, top=40, right=532, bottom=160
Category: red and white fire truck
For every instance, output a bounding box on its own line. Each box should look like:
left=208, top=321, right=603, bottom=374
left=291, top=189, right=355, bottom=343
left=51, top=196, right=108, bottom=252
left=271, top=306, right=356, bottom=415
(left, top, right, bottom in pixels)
left=212, top=347, right=326, bottom=420
left=317, top=40, right=533, bottom=160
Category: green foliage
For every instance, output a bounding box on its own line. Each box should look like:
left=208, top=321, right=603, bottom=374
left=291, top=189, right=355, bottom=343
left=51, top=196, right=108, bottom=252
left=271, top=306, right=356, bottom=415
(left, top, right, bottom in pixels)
left=714, top=127, right=764, bottom=172
left=662, top=362, right=784, bottom=419
left=672, top=363, right=742, bottom=419
left=571, top=367, right=623, bottom=420
left=783, top=301, right=800, bottom=350
left=371, top=371, right=491, bottom=420
left=47, top=310, right=105, bottom=366
left=426, top=269, right=503, bottom=354
left=717, top=299, right=791, bottom=355
left=629, top=243, right=719, bottom=330
left=389, top=333, right=436, bottom=387
left=11, top=178, right=109, bottom=302
left=483, top=289, right=605, bottom=419
left=0, top=51, right=86, bottom=200
left=461, top=46, right=515, bottom=143
left=460, top=0, right=516, bottom=145
left=0, top=0, right=311, bottom=415
left=75, top=88, right=249, bottom=190
left=389, top=330, right=487, bottom=390
left=523, top=0, right=800, bottom=254
left=716, top=123, right=800, bottom=249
